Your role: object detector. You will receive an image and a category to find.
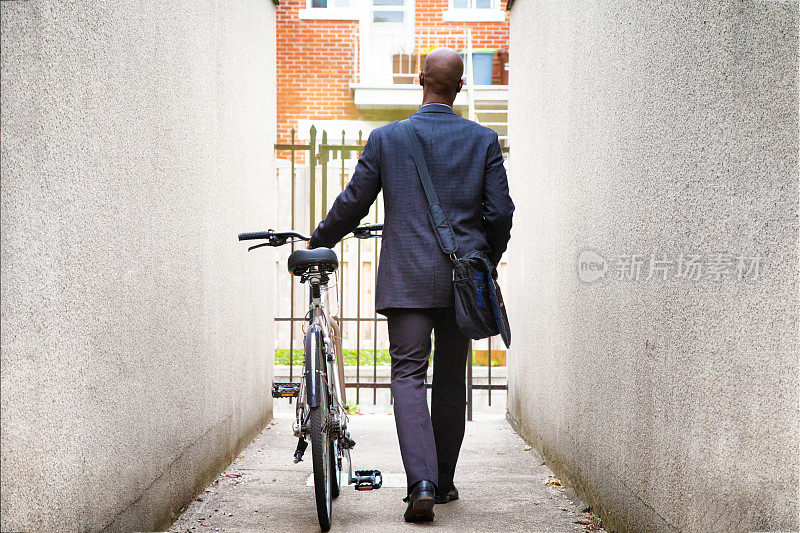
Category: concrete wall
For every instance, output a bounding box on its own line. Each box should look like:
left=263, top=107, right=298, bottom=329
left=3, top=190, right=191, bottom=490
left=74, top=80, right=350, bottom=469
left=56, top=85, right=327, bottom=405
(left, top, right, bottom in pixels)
left=1, top=2, right=276, bottom=531
left=506, top=2, right=798, bottom=532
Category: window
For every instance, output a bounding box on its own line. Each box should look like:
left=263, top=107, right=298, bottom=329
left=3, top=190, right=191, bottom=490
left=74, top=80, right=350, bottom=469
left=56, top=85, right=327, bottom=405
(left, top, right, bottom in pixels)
left=444, top=0, right=505, bottom=21
left=373, top=0, right=405, bottom=23
left=311, top=0, right=349, bottom=7
left=453, top=0, right=492, bottom=8
left=299, top=0, right=358, bottom=20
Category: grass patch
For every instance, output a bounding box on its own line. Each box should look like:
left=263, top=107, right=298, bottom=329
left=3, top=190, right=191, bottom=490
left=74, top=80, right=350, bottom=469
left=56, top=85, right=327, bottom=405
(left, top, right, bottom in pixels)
left=275, top=348, right=504, bottom=367
left=275, top=348, right=391, bottom=366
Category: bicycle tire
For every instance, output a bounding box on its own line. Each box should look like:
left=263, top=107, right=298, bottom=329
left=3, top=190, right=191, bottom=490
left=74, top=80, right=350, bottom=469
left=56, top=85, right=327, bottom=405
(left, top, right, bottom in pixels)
left=309, top=391, right=332, bottom=531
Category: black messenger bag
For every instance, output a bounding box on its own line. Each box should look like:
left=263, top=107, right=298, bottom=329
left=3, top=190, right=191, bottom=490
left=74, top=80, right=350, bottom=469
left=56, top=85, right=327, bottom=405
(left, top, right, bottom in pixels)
left=401, top=119, right=511, bottom=348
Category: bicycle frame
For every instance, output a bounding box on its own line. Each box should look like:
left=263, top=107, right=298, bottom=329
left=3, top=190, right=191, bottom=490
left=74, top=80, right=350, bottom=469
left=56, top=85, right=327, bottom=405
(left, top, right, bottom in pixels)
left=294, top=273, right=345, bottom=430
left=238, top=225, right=383, bottom=530
left=294, top=270, right=379, bottom=490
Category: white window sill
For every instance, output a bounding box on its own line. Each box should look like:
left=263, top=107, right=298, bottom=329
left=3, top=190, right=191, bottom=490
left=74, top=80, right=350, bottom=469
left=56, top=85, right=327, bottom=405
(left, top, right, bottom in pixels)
left=298, top=8, right=360, bottom=20
left=442, top=9, right=506, bottom=22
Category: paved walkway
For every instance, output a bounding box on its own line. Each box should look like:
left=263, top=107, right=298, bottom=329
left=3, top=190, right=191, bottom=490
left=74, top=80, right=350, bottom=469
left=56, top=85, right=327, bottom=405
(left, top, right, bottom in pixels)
left=169, top=407, right=603, bottom=533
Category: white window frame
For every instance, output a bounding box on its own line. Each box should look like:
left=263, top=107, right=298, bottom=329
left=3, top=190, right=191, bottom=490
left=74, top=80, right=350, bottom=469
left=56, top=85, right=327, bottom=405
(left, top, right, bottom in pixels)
left=299, top=0, right=359, bottom=21
left=371, top=0, right=408, bottom=24
left=443, top=0, right=505, bottom=22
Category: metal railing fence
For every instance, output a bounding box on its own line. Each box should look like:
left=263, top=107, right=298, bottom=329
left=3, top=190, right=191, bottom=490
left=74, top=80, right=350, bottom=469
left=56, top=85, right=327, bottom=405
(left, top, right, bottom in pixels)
left=274, top=126, right=507, bottom=420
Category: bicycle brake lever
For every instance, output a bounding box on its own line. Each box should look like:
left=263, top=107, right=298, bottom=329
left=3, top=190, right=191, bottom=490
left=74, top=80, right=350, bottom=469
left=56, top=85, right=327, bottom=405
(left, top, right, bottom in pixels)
left=354, top=230, right=379, bottom=240
left=247, top=242, right=271, bottom=252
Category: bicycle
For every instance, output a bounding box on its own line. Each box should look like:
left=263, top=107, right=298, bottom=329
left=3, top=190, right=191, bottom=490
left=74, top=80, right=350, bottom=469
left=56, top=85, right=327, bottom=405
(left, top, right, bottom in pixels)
left=237, top=223, right=384, bottom=532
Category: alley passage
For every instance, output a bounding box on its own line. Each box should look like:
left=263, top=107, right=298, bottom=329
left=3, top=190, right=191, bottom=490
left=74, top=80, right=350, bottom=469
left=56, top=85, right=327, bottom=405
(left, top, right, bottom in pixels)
left=169, top=409, right=603, bottom=533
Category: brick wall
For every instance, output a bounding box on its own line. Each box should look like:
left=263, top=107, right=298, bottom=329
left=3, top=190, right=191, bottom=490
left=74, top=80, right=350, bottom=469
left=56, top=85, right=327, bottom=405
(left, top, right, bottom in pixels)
left=415, top=0, right=510, bottom=50
left=276, top=0, right=509, bottom=151
left=276, top=0, right=359, bottom=150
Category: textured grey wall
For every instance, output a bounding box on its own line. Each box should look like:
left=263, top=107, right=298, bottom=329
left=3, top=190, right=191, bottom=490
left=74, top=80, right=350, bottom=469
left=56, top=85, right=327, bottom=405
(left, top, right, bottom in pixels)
left=506, top=2, right=798, bottom=532
left=1, top=2, right=276, bottom=531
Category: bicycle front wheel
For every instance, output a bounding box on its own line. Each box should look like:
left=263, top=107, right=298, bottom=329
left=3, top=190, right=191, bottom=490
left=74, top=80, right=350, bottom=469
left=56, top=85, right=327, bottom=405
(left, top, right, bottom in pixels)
left=309, top=394, right=332, bottom=531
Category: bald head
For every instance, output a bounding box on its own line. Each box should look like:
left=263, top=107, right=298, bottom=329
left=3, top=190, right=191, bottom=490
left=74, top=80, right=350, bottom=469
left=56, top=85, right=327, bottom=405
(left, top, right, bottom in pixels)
left=419, top=47, right=464, bottom=106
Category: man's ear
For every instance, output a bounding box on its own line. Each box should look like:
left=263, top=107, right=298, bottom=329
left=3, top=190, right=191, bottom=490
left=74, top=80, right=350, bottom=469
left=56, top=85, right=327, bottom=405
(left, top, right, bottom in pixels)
left=456, top=78, right=464, bottom=93
left=418, top=71, right=424, bottom=87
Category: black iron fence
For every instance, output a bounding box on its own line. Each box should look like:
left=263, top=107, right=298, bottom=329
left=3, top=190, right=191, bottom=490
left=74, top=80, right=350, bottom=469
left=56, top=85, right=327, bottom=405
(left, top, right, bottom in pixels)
left=274, top=126, right=506, bottom=420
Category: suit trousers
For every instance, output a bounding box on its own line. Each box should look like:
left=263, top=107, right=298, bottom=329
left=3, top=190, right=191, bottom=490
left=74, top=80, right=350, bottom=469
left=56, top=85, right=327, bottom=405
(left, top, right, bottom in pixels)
left=385, top=307, right=471, bottom=493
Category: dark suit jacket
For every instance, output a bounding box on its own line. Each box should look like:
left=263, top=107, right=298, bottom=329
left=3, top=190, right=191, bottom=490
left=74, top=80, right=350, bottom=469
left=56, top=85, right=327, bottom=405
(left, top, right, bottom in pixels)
left=309, top=104, right=514, bottom=314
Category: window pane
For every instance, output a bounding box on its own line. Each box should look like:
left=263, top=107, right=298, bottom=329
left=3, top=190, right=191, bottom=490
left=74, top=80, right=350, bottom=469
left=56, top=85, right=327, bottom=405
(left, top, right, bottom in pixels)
left=312, top=0, right=327, bottom=7
left=333, top=0, right=349, bottom=6
left=373, top=0, right=404, bottom=5
left=373, top=10, right=404, bottom=22
left=453, top=0, right=468, bottom=7
left=475, top=0, right=491, bottom=8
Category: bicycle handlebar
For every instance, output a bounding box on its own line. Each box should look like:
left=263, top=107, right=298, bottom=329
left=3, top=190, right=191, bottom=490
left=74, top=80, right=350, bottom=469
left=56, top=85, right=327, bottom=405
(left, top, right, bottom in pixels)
left=238, top=230, right=310, bottom=242
left=352, top=224, right=383, bottom=239
left=354, top=223, right=383, bottom=232
left=237, top=224, right=382, bottom=250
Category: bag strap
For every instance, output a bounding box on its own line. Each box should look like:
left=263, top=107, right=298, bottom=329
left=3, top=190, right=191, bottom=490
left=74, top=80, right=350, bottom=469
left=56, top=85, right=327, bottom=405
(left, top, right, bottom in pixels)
left=401, top=119, right=441, bottom=208
left=401, top=119, right=458, bottom=258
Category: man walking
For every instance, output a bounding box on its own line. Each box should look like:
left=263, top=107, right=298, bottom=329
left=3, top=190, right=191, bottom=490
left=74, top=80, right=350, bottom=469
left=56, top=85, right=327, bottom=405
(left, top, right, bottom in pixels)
left=308, top=47, right=514, bottom=523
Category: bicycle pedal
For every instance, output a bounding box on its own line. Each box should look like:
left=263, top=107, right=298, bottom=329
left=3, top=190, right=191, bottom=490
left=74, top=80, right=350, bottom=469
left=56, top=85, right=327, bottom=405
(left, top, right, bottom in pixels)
left=353, top=469, right=382, bottom=491
left=272, top=382, right=300, bottom=398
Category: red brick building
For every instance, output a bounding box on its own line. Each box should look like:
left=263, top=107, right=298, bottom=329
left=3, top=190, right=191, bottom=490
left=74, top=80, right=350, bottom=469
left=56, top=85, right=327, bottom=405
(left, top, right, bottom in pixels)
left=276, top=0, right=509, bottom=150
left=273, top=1, right=510, bottom=354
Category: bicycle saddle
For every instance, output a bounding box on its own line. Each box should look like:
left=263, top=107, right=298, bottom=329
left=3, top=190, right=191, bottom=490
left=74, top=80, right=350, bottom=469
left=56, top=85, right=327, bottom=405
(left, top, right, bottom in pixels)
left=287, top=247, right=339, bottom=275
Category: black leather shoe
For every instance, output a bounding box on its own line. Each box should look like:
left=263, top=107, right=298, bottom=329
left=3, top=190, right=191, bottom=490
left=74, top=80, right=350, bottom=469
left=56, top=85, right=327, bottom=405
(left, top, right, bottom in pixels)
left=403, top=480, right=435, bottom=522
left=435, top=484, right=459, bottom=504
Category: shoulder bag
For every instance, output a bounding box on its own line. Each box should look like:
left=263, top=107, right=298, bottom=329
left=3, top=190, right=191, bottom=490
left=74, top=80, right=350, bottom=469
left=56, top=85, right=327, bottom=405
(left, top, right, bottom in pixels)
left=400, top=119, right=511, bottom=348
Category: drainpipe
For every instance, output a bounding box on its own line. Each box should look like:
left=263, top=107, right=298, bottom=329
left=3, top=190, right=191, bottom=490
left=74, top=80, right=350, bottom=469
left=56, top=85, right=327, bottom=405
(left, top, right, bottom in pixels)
left=466, top=28, right=476, bottom=122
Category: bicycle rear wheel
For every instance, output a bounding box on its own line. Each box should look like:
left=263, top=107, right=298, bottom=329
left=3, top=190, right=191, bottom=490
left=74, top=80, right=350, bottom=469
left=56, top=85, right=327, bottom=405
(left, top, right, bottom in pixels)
left=309, top=391, right=332, bottom=531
